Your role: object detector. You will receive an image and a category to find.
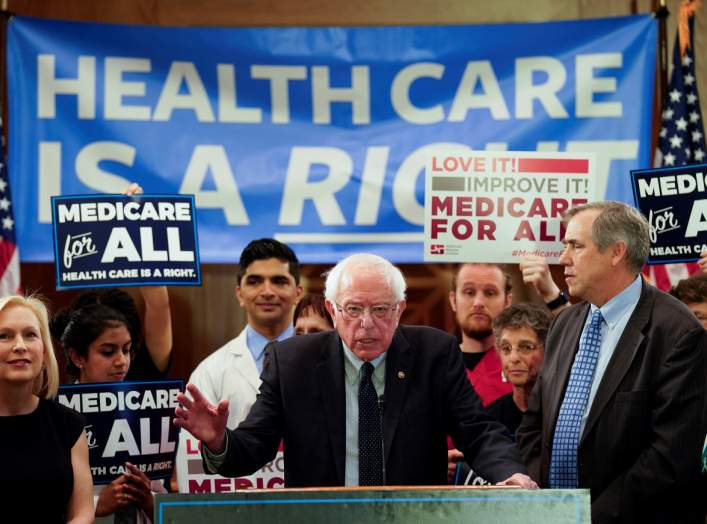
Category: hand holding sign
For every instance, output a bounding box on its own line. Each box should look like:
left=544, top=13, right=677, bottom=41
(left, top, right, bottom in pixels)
left=123, top=462, right=154, bottom=518
left=519, top=256, right=564, bottom=301
left=95, top=472, right=136, bottom=517
left=174, top=383, right=230, bottom=453
left=699, top=249, right=707, bottom=273
left=124, top=182, right=143, bottom=197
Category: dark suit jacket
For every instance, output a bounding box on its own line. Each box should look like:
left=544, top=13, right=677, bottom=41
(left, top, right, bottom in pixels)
left=517, top=282, right=707, bottom=523
left=214, top=325, right=525, bottom=487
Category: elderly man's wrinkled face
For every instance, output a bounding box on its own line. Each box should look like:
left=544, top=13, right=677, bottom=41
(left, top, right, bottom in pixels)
left=327, top=269, right=405, bottom=361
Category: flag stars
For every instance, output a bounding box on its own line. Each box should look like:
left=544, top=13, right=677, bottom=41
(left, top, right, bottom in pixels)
left=695, top=149, right=705, bottom=162
left=669, top=89, right=682, bottom=102
left=685, top=147, right=692, bottom=159
left=689, top=111, right=701, bottom=123
left=693, top=130, right=703, bottom=142
left=2, top=217, right=13, bottom=230
left=670, top=134, right=683, bottom=148
left=663, top=108, right=674, bottom=120
left=684, top=73, right=695, bottom=86
left=683, top=54, right=693, bottom=67
left=660, top=127, right=668, bottom=138
left=0, top=179, right=7, bottom=193
left=0, top=198, right=10, bottom=211
left=675, top=117, right=688, bottom=130
left=687, top=92, right=698, bottom=104
left=663, top=152, right=676, bottom=166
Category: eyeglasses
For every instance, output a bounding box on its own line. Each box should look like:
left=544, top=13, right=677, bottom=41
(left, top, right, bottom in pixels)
left=498, top=342, right=541, bottom=356
left=335, top=302, right=399, bottom=320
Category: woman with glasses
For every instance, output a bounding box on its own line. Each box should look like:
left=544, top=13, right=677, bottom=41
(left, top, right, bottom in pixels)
left=450, top=302, right=551, bottom=485
left=492, top=303, right=551, bottom=434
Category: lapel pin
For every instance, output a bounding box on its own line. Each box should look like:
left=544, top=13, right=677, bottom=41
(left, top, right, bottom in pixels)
left=398, top=371, right=406, bottom=379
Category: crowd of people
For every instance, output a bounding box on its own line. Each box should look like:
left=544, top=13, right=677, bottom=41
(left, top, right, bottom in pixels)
left=1, top=200, right=706, bottom=523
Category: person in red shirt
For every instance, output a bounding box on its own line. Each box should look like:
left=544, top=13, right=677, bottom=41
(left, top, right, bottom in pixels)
left=448, top=263, right=513, bottom=408
left=447, top=263, right=513, bottom=481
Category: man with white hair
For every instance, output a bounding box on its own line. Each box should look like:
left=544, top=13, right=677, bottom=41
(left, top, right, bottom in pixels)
left=175, top=253, right=535, bottom=488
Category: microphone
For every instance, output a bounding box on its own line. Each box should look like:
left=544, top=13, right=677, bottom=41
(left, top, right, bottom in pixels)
left=378, top=394, right=386, bottom=485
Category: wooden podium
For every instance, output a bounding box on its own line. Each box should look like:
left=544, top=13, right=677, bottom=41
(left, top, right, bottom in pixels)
left=155, top=485, right=590, bottom=523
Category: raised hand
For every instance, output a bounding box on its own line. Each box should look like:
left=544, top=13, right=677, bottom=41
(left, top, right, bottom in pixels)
left=174, top=383, right=230, bottom=452
left=123, top=182, right=143, bottom=196
left=519, top=255, right=561, bottom=302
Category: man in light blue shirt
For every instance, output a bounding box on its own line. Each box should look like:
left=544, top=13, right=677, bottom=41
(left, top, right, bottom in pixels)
left=184, top=238, right=302, bottom=430
left=517, top=201, right=707, bottom=523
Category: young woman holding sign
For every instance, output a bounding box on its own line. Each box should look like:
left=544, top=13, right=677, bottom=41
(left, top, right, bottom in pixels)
left=0, top=295, right=93, bottom=523
left=51, top=298, right=164, bottom=524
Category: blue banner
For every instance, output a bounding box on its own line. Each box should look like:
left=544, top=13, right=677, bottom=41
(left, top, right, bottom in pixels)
left=56, top=380, right=183, bottom=484
left=8, top=15, right=656, bottom=263
left=52, top=194, right=201, bottom=289
left=631, top=163, right=707, bottom=264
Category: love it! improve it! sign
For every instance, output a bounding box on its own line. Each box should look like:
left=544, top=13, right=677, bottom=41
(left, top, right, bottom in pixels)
left=424, top=151, right=596, bottom=263
left=631, top=163, right=707, bottom=264
left=51, top=194, right=201, bottom=289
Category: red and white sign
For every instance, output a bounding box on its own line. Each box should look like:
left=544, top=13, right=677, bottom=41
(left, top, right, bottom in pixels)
left=176, top=431, right=284, bottom=493
left=424, top=150, right=597, bottom=263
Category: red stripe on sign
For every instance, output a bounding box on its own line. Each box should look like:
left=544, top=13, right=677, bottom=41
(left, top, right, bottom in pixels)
left=518, top=158, right=589, bottom=174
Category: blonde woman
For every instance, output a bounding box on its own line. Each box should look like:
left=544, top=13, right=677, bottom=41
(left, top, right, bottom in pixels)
left=0, top=295, right=93, bottom=523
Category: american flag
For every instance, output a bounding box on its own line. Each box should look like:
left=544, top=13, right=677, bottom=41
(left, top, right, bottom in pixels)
left=646, top=13, right=705, bottom=290
left=0, top=117, right=21, bottom=296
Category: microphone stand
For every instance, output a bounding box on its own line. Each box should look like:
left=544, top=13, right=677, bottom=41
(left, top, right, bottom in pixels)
left=378, top=394, right=386, bottom=485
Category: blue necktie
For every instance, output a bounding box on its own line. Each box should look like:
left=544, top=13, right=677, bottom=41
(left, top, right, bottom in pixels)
left=359, top=361, right=384, bottom=485
left=549, top=309, right=603, bottom=488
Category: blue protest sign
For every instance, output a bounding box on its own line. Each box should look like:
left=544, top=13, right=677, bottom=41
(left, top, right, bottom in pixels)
left=51, top=194, right=201, bottom=289
left=631, top=163, right=707, bottom=264
left=56, top=380, right=183, bottom=484
left=9, top=16, right=656, bottom=263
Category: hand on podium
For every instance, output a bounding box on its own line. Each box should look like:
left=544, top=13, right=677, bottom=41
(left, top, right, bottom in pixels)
left=496, top=472, right=538, bottom=489
left=174, top=383, right=230, bottom=453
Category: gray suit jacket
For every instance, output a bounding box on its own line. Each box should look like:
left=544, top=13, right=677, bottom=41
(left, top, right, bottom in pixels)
left=517, top=281, right=707, bottom=523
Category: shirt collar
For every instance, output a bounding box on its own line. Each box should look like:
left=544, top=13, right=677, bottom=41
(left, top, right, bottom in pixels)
left=591, top=275, right=642, bottom=330
left=245, top=323, right=294, bottom=358
left=342, top=340, right=386, bottom=383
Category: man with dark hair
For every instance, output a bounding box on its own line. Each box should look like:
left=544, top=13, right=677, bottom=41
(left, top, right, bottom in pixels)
left=517, top=201, right=707, bottom=523
left=669, top=273, right=707, bottom=328
left=235, top=238, right=300, bottom=287
left=177, top=238, right=302, bottom=489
